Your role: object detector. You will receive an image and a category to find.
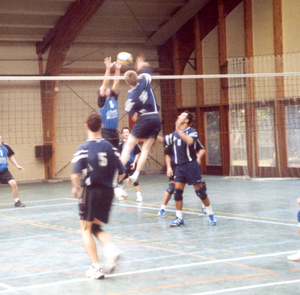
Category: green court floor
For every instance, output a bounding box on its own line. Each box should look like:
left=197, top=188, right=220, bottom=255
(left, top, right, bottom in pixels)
left=1, top=175, right=300, bottom=294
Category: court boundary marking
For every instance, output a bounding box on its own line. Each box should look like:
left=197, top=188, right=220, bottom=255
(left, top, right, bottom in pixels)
left=0, top=250, right=299, bottom=294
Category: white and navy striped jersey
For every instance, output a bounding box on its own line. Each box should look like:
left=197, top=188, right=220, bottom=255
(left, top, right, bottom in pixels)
left=163, top=127, right=199, bottom=165
left=72, top=138, right=125, bottom=188
left=0, top=143, right=14, bottom=172
left=125, top=69, right=160, bottom=116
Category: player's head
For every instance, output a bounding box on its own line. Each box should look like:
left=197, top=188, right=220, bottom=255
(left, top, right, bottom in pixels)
left=183, top=110, right=193, bottom=125
left=121, top=127, right=130, bottom=139
left=86, top=111, right=102, bottom=132
left=124, top=70, right=138, bottom=87
left=177, top=110, right=193, bottom=126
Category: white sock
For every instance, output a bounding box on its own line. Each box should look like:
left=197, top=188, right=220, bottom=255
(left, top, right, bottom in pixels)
left=132, top=171, right=139, bottom=180
left=15, top=198, right=19, bottom=203
left=201, top=202, right=205, bottom=209
left=92, top=263, right=100, bottom=269
left=206, top=205, right=213, bottom=215
left=136, top=191, right=142, bottom=197
left=176, top=210, right=183, bottom=220
left=160, top=204, right=166, bottom=210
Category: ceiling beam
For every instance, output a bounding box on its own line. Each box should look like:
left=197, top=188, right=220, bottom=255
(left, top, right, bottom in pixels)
left=147, top=0, right=210, bottom=46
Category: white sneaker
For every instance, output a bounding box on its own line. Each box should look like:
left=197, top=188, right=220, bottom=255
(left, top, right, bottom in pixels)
left=122, top=188, right=128, bottom=199
left=287, top=252, right=300, bottom=261
left=105, top=250, right=121, bottom=274
left=85, top=265, right=105, bottom=279
left=114, top=185, right=123, bottom=199
left=136, top=194, right=143, bottom=202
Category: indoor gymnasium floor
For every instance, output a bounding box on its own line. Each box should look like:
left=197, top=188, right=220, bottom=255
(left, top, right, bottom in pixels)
left=0, top=174, right=300, bottom=295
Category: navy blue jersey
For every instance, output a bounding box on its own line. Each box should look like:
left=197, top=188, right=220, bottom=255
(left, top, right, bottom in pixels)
left=72, top=138, right=125, bottom=188
left=125, top=69, right=160, bottom=116
left=118, top=141, right=141, bottom=164
left=164, top=139, right=204, bottom=165
left=164, top=127, right=199, bottom=165
left=98, top=90, right=119, bottom=130
left=0, top=143, right=14, bottom=172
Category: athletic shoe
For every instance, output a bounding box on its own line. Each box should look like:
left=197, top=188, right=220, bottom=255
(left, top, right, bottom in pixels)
left=202, top=207, right=207, bottom=215
left=122, top=189, right=128, bottom=199
left=287, top=252, right=300, bottom=261
left=136, top=194, right=143, bottom=202
left=85, top=266, right=105, bottom=279
left=158, top=209, right=165, bottom=218
left=170, top=217, right=185, bottom=227
left=114, top=186, right=123, bottom=199
left=117, top=196, right=124, bottom=201
left=208, top=214, right=217, bottom=226
left=105, top=250, right=121, bottom=274
left=15, top=200, right=25, bottom=207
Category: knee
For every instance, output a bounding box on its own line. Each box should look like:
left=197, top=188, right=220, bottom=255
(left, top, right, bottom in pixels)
left=196, top=187, right=207, bottom=201
left=166, top=182, right=175, bottom=194
left=174, top=189, right=183, bottom=201
left=91, top=223, right=103, bottom=236
left=8, top=180, right=17, bottom=189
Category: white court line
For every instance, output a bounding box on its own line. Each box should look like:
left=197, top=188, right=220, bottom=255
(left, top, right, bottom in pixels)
left=0, top=250, right=298, bottom=294
left=189, top=279, right=300, bottom=295
left=0, top=202, right=77, bottom=212
left=112, top=202, right=299, bottom=227
left=0, top=283, right=15, bottom=291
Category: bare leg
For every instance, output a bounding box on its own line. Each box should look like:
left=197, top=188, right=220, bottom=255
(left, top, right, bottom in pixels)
left=135, top=138, right=155, bottom=173
left=8, top=179, right=19, bottom=200
left=120, top=134, right=138, bottom=165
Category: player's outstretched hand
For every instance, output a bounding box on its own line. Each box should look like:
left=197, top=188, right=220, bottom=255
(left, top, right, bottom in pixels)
left=104, top=57, right=115, bottom=69
left=115, top=61, right=122, bottom=70
left=135, top=55, right=150, bottom=72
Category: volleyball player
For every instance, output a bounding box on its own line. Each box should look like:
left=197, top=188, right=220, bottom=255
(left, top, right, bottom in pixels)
left=116, top=127, right=143, bottom=202
left=157, top=110, right=217, bottom=227
left=158, top=140, right=208, bottom=218
left=0, top=132, right=25, bottom=207
left=71, top=112, right=125, bottom=279
left=98, top=57, right=122, bottom=148
left=120, top=55, right=161, bottom=186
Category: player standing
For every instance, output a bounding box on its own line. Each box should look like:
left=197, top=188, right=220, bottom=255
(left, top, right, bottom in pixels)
left=120, top=55, right=161, bottom=186
left=98, top=57, right=122, bottom=148
left=71, top=112, right=125, bottom=279
left=0, top=132, right=25, bottom=207
left=157, top=110, right=217, bottom=227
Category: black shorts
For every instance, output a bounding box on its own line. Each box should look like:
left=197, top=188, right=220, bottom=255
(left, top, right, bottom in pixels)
left=175, top=161, right=202, bottom=185
left=79, top=185, right=114, bottom=223
left=131, top=114, right=161, bottom=139
left=0, top=169, right=14, bottom=184
left=101, top=128, right=119, bottom=148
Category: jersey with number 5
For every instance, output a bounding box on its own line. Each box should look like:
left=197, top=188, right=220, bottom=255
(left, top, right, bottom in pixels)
left=72, top=138, right=125, bottom=188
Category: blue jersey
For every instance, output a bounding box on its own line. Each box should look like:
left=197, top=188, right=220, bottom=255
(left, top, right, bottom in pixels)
left=125, top=69, right=160, bottom=116
left=164, top=139, right=204, bottom=165
left=118, top=141, right=141, bottom=164
left=98, top=92, right=119, bottom=130
left=164, top=127, right=199, bottom=165
left=72, top=138, right=125, bottom=188
left=0, top=143, right=14, bottom=172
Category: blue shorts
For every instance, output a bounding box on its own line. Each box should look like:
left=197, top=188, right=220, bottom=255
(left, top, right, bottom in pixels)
left=131, top=114, right=161, bottom=139
left=174, top=161, right=202, bottom=185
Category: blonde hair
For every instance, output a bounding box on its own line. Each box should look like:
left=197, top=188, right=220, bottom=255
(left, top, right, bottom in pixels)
left=124, top=70, right=138, bottom=86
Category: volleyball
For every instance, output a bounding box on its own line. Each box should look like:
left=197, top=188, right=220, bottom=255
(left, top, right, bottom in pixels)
left=117, top=52, right=133, bottom=66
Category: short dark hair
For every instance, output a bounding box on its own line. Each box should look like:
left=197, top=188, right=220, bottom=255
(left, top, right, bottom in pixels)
left=183, top=110, right=193, bottom=125
left=86, top=111, right=102, bottom=132
left=121, top=127, right=131, bottom=133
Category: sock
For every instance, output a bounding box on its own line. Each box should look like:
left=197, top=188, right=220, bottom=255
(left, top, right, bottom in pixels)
left=176, top=210, right=183, bottom=220
left=206, top=205, right=213, bottom=215
left=136, top=191, right=142, bottom=197
left=132, top=171, right=140, bottom=180
left=15, top=198, right=19, bottom=203
left=160, top=204, right=166, bottom=210
left=92, top=263, right=100, bottom=269
left=201, top=202, right=205, bottom=209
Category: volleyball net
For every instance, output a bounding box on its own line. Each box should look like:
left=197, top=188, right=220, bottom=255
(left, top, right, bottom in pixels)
left=1, top=66, right=300, bottom=179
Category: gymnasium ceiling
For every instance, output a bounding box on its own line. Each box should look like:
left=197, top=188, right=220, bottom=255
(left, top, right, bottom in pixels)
left=0, top=0, right=210, bottom=49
